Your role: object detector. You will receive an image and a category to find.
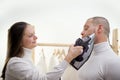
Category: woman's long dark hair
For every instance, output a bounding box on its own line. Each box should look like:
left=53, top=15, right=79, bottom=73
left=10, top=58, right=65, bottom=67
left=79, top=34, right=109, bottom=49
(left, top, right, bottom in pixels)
left=1, top=22, right=29, bottom=80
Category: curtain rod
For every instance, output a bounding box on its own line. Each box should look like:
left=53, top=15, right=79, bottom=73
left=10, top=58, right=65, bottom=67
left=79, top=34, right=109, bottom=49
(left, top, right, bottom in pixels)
left=37, top=43, right=71, bottom=47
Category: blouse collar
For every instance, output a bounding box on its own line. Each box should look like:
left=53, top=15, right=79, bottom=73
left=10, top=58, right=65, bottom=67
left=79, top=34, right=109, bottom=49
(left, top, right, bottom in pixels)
left=22, top=47, right=33, bottom=62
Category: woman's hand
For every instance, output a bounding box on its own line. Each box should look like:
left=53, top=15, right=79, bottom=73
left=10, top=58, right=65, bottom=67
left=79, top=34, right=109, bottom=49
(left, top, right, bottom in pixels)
left=65, top=45, right=83, bottom=63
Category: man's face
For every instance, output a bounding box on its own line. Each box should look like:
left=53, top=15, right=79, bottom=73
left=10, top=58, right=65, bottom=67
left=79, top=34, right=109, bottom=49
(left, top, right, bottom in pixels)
left=81, top=19, right=95, bottom=38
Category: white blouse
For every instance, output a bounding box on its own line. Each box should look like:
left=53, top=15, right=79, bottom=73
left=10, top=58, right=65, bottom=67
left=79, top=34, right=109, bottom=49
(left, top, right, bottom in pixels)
left=5, top=48, right=69, bottom=80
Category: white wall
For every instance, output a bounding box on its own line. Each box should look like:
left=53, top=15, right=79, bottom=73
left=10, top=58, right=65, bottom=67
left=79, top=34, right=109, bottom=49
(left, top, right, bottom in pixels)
left=0, top=0, right=120, bottom=76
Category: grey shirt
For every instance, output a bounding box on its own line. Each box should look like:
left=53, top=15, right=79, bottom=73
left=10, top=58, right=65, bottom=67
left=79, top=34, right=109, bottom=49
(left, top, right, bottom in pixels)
left=78, top=42, right=120, bottom=80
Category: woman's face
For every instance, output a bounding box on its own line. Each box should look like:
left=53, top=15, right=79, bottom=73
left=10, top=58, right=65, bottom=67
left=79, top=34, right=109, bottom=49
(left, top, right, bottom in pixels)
left=21, top=25, right=37, bottom=49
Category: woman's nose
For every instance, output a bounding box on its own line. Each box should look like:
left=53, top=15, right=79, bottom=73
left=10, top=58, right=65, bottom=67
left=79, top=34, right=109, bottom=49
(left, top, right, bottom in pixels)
left=34, top=35, right=37, bottom=39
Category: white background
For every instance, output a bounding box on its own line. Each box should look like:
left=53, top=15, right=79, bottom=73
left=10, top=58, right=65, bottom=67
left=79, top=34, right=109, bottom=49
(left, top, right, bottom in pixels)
left=0, top=0, right=120, bottom=76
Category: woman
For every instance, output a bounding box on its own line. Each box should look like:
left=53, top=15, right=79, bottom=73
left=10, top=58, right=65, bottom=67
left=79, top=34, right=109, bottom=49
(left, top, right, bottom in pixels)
left=1, top=22, right=83, bottom=80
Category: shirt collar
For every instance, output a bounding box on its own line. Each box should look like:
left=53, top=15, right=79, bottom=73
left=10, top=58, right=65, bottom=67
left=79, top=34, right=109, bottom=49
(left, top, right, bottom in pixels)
left=93, top=41, right=111, bottom=54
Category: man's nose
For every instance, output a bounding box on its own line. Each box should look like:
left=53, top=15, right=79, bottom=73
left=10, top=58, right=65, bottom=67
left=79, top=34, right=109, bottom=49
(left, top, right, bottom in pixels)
left=81, top=31, right=84, bottom=36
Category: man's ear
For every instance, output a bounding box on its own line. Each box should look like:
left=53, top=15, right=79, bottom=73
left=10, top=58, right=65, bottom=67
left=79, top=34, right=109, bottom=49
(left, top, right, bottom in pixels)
left=97, top=24, right=104, bottom=33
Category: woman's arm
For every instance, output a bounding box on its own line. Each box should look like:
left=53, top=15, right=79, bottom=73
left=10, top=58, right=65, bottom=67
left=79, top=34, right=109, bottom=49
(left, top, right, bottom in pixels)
left=6, top=45, right=83, bottom=80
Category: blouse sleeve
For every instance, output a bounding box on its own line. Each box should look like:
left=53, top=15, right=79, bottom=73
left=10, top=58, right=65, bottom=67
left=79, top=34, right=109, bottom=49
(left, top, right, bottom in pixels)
left=6, top=58, right=69, bottom=80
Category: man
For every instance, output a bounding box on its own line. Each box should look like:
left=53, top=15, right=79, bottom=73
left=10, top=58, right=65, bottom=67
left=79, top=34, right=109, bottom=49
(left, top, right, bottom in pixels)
left=78, top=16, right=120, bottom=80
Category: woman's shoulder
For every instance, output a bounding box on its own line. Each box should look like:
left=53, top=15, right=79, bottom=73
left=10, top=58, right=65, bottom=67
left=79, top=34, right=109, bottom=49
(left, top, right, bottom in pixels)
left=6, top=57, right=36, bottom=79
left=9, top=57, right=23, bottom=62
left=7, top=57, right=29, bottom=67
left=7, top=57, right=32, bottom=71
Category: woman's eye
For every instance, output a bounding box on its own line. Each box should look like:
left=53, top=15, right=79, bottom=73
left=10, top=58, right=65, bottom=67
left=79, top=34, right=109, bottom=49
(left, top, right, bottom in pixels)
left=28, top=34, right=33, bottom=37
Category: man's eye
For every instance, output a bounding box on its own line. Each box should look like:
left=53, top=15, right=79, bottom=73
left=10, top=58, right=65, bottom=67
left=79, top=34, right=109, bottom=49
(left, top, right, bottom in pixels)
left=84, top=28, right=88, bottom=30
